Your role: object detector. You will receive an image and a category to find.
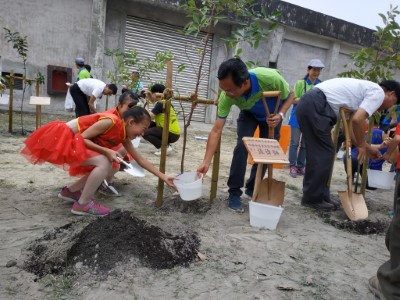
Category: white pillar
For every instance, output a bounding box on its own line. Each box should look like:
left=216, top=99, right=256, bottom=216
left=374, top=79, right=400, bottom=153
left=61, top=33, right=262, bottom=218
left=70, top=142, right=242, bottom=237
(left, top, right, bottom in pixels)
left=268, top=26, right=285, bottom=65
left=325, top=41, right=340, bottom=79
left=90, top=0, right=108, bottom=80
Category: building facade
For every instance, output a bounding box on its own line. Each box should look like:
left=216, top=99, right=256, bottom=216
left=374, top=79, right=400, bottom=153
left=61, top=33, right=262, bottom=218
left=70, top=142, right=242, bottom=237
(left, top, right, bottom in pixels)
left=0, top=0, right=391, bottom=125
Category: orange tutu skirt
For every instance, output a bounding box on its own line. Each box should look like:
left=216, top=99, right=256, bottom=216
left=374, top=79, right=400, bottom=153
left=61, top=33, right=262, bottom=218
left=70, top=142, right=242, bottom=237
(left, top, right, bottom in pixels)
left=21, top=121, right=97, bottom=176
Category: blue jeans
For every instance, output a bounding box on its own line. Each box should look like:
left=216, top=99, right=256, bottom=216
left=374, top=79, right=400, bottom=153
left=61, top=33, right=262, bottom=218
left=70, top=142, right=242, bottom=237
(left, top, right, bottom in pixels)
left=227, top=110, right=281, bottom=197
left=288, top=126, right=306, bottom=168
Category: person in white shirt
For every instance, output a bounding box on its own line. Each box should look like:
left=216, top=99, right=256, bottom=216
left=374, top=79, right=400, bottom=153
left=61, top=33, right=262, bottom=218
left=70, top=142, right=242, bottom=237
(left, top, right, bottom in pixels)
left=296, top=78, right=400, bottom=211
left=70, top=78, right=117, bottom=117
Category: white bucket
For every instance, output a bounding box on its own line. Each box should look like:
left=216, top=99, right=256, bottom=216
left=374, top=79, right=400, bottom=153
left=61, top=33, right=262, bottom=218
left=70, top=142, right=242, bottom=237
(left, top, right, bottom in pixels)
left=131, top=137, right=141, bottom=148
left=249, top=201, right=283, bottom=230
left=367, top=169, right=395, bottom=189
left=173, top=172, right=203, bottom=201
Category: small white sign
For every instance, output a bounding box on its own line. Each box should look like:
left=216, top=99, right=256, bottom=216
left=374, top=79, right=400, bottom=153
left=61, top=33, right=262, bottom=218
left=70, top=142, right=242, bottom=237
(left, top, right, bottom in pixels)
left=0, top=93, right=9, bottom=105
left=30, top=96, right=51, bottom=105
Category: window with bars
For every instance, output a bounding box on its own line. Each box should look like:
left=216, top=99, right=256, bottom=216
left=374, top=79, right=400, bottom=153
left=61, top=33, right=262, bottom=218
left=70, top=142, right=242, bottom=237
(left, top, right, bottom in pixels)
left=1, top=72, right=24, bottom=90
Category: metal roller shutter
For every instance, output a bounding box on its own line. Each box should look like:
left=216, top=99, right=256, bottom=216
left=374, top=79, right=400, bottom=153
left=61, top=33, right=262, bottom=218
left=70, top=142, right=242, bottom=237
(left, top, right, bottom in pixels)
left=125, top=16, right=213, bottom=122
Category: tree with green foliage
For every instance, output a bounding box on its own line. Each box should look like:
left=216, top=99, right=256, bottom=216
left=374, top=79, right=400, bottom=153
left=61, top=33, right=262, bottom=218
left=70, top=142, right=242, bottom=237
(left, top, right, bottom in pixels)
left=338, top=5, right=400, bottom=83
left=104, top=48, right=174, bottom=91
left=338, top=5, right=400, bottom=122
left=178, top=0, right=280, bottom=172
left=4, top=27, right=28, bottom=134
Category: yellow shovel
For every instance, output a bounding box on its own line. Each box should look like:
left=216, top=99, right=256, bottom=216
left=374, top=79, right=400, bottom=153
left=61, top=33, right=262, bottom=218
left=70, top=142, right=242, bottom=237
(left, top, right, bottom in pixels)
left=253, top=91, right=286, bottom=207
left=337, top=108, right=368, bottom=221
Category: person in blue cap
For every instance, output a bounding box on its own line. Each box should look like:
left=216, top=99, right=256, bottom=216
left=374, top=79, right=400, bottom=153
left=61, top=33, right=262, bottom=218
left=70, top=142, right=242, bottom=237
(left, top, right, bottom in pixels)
left=288, top=59, right=324, bottom=178
left=75, top=57, right=90, bottom=81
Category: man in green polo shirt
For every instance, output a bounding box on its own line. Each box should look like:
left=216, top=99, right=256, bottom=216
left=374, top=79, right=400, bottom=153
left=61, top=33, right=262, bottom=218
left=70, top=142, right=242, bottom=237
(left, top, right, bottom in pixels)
left=197, top=58, right=294, bottom=212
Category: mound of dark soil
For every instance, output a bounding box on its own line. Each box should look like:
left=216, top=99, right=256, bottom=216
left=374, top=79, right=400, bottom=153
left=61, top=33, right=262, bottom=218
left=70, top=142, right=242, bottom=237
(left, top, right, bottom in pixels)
left=319, top=212, right=389, bottom=235
left=67, top=210, right=200, bottom=271
left=23, top=210, right=200, bottom=277
left=24, top=221, right=85, bottom=277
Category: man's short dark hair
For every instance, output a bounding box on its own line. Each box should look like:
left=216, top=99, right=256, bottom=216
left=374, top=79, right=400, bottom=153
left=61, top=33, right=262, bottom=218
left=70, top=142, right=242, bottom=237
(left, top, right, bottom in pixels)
left=217, top=58, right=250, bottom=87
left=151, top=84, right=165, bottom=94
left=379, top=80, right=400, bottom=104
left=107, top=84, right=118, bottom=95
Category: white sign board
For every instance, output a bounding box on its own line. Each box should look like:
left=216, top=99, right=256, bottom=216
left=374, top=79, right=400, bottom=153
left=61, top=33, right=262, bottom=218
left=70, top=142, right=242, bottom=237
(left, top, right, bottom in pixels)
left=30, top=96, right=51, bottom=105
left=243, top=137, right=289, bottom=164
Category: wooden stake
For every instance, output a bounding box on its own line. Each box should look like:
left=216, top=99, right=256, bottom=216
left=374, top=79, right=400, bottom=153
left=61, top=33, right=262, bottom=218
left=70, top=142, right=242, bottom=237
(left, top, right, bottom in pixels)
left=156, top=60, right=173, bottom=208
left=35, top=80, right=40, bottom=129
left=361, top=118, right=374, bottom=196
left=8, top=71, right=14, bottom=133
left=210, top=137, right=221, bottom=202
left=166, top=61, right=173, bottom=89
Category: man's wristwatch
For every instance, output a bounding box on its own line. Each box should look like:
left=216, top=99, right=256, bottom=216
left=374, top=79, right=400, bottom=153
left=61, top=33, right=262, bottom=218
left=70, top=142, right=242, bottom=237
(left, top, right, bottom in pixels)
left=278, top=112, right=285, bottom=119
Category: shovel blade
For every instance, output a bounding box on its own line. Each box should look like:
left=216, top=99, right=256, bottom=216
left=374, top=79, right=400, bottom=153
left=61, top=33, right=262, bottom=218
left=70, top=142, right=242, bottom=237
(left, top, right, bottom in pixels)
left=123, top=161, right=145, bottom=177
left=338, top=191, right=368, bottom=221
left=254, top=178, right=285, bottom=206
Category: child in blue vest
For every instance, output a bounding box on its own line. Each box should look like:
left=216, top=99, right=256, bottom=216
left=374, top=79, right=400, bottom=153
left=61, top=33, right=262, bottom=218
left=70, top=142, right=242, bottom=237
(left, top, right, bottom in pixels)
left=342, top=128, right=388, bottom=189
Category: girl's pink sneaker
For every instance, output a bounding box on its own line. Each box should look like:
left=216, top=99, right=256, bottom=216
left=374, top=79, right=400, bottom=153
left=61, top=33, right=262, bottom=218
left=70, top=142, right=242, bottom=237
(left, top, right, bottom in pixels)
left=71, top=200, right=110, bottom=216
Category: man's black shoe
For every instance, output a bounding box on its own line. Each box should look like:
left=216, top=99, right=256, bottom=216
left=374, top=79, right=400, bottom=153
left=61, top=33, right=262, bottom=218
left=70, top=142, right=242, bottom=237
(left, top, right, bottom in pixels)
left=301, top=200, right=335, bottom=211
left=324, top=197, right=340, bottom=210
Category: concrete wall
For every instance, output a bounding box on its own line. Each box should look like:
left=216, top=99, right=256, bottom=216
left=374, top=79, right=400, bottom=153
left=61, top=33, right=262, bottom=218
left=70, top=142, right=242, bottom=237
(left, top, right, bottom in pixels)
left=0, top=0, right=94, bottom=113
left=1, top=0, right=397, bottom=126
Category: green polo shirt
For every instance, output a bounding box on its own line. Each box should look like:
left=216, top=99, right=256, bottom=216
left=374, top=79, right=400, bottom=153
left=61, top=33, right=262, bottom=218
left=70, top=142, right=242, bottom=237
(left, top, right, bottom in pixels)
left=217, top=67, right=290, bottom=120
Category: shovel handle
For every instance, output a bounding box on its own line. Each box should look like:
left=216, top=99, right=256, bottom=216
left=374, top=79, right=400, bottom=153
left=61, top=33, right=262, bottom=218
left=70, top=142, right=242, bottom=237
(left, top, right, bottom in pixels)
left=340, top=108, right=354, bottom=202
left=262, top=91, right=281, bottom=99
left=262, top=91, right=281, bottom=138
left=261, top=91, right=281, bottom=119
left=261, top=91, right=281, bottom=201
left=117, top=157, right=131, bottom=168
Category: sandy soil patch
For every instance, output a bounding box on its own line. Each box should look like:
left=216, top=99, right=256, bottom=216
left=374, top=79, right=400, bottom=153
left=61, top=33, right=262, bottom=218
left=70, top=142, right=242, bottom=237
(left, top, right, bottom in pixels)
left=0, top=111, right=393, bottom=299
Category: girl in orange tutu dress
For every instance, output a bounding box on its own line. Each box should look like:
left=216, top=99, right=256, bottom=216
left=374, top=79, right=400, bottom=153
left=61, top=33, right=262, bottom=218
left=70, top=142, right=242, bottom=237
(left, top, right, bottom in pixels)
left=21, top=107, right=176, bottom=216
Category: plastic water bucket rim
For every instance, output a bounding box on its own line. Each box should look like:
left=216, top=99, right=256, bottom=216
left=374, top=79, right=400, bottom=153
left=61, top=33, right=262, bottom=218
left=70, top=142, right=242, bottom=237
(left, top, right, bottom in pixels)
left=173, top=172, right=203, bottom=186
left=173, top=172, right=203, bottom=201
left=249, top=201, right=284, bottom=210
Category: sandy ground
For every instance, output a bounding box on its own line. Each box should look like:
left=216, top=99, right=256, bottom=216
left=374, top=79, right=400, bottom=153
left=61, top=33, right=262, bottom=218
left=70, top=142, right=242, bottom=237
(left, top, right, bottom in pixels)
left=0, top=111, right=395, bottom=300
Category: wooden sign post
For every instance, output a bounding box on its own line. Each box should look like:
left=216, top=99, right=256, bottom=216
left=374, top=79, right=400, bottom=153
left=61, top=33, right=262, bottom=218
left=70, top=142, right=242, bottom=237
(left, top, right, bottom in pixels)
left=243, top=137, right=289, bottom=206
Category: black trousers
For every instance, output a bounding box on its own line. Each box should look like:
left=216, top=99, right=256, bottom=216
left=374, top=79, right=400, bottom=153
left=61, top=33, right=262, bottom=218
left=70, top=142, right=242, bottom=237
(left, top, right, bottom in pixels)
left=227, top=110, right=281, bottom=197
left=378, top=171, right=400, bottom=299
left=296, top=88, right=337, bottom=204
left=70, top=83, right=91, bottom=117
left=142, top=123, right=180, bottom=149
